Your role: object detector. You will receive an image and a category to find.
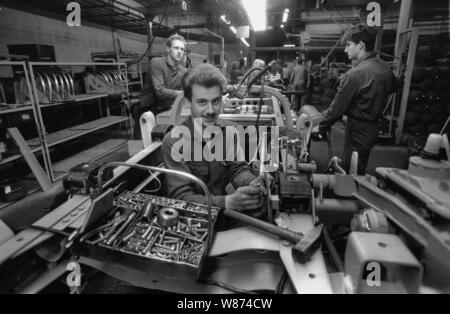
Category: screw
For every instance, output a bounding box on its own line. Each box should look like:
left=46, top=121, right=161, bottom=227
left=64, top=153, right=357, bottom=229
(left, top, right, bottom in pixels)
left=122, top=230, right=135, bottom=242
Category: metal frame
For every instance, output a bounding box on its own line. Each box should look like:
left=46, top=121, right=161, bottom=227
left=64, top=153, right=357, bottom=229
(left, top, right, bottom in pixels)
left=0, top=61, right=51, bottom=174
left=395, top=28, right=419, bottom=144
left=28, top=62, right=132, bottom=182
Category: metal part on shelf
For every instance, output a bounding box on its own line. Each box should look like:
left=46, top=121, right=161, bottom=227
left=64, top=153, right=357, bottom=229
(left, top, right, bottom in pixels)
left=33, top=70, right=74, bottom=103
left=25, top=62, right=131, bottom=182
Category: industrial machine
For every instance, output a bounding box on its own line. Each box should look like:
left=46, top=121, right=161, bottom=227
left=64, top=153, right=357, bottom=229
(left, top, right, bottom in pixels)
left=0, top=75, right=449, bottom=294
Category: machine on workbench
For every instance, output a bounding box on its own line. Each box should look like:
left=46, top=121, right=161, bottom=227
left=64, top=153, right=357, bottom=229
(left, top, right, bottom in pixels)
left=0, top=69, right=449, bottom=293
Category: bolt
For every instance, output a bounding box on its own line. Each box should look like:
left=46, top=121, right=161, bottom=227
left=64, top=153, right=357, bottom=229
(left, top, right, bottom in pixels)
left=191, top=229, right=201, bottom=239
left=122, top=230, right=135, bottom=242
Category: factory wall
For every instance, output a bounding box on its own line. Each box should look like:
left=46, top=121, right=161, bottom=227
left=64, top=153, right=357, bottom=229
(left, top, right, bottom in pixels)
left=0, top=7, right=209, bottom=64
left=0, top=7, right=151, bottom=62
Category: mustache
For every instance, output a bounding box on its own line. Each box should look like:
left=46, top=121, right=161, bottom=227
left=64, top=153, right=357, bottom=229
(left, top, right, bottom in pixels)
left=202, top=113, right=217, bottom=120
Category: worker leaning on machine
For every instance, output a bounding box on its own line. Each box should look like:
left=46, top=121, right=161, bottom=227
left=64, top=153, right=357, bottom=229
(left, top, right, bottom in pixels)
left=162, top=63, right=266, bottom=213
left=317, top=27, right=399, bottom=174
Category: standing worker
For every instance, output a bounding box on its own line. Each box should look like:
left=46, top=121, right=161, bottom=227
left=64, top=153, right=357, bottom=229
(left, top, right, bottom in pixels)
left=288, top=58, right=308, bottom=111
left=136, top=34, right=187, bottom=137
left=317, top=28, right=396, bottom=174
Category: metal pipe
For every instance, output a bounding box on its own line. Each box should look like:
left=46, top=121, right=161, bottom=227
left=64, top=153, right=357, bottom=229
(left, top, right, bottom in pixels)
left=315, top=199, right=363, bottom=212
left=311, top=174, right=336, bottom=190
left=96, top=162, right=214, bottom=250
left=315, top=198, right=364, bottom=225
left=248, top=85, right=295, bottom=131
left=203, top=28, right=224, bottom=66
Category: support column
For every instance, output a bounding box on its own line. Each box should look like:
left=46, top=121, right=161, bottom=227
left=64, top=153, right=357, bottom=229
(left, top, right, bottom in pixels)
left=395, top=0, right=413, bottom=58
left=250, top=30, right=256, bottom=62
left=147, top=18, right=153, bottom=61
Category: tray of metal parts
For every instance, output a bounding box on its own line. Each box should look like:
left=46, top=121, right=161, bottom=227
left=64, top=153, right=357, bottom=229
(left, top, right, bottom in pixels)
left=113, top=191, right=188, bottom=211
left=83, top=191, right=220, bottom=282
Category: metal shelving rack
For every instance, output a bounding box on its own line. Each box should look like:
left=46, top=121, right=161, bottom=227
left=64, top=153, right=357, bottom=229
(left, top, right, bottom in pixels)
left=28, top=62, right=132, bottom=182
left=127, top=61, right=144, bottom=88
left=0, top=60, right=49, bottom=171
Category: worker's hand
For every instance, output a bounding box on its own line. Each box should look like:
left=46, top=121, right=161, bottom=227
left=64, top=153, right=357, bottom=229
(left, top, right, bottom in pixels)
left=311, top=127, right=329, bottom=141
left=249, top=174, right=273, bottom=195
left=225, top=186, right=263, bottom=211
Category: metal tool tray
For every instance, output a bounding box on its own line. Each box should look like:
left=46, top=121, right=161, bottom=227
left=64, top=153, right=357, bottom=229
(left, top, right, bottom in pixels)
left=83, top=191, right=219, bottom=282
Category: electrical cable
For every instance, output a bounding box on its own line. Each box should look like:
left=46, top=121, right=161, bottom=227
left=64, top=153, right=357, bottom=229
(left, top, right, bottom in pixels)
left=143, top=170, right=162, bottom=193
left=229, top=67, right=263, bottom=98
left=126, top=2, right=170, bottom=67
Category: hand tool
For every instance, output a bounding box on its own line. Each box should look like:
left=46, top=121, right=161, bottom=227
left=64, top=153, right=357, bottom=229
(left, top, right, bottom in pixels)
left=224, top=208, right=323, bottom=264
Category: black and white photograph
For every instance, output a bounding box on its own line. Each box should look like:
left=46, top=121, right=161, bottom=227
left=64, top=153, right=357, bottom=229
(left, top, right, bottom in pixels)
left=0, top=0, right=449, bottom=298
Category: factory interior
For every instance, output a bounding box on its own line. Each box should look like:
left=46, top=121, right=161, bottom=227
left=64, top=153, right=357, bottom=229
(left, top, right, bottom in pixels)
left=0, top=0, right=449, bottom=295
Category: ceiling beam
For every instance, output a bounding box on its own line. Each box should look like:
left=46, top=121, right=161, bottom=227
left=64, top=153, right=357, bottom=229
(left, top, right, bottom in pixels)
left=250, top=46, right=345, bottom=52
left=174, top=23, right=208, bottom=30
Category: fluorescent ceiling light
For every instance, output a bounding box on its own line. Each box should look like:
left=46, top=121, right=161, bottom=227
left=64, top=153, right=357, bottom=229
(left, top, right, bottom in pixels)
left=242, top=0, right=266, bottom=31
left=283, top=44, right=295, bottom=47
left=282, top=8, right=289, bottom=23
left=105, top=0, right=145, bottom=18
left=241, top=38, right=250, bottom=47
left=230, top=26, right=237, bottom=34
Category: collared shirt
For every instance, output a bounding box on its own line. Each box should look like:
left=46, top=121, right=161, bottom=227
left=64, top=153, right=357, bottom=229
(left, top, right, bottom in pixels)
left=162, top=117, right=256, bottom=208
left=139, top=56, right=187, bottom=113
left=319, top=53, right=394, bottom=130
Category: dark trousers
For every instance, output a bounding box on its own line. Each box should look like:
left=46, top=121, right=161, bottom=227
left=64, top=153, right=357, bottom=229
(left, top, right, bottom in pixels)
left=342, top=118, right=379, bottom=175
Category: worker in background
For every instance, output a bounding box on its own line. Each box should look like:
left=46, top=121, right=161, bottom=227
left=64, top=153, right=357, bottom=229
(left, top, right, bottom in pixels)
left=268, top=60, right=284, bottom=89
left=229, top=61, right=243, bottom=85
left=162, top=64, right=266, bottom=213
left=137, top=34, right=187, bottom=137
left=281, top=63, right=291, bottom=88
left=316, top=28, right=396, bottom=174
left=246, top=59, right=267, bottom=86
left=288, top=58, right=308, bottom=111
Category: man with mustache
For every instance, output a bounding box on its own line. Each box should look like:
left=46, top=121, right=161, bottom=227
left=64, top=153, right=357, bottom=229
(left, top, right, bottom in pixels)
left=161, top=64, right=266, bottom=212
left=136, top=34, right=187, bottom=138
